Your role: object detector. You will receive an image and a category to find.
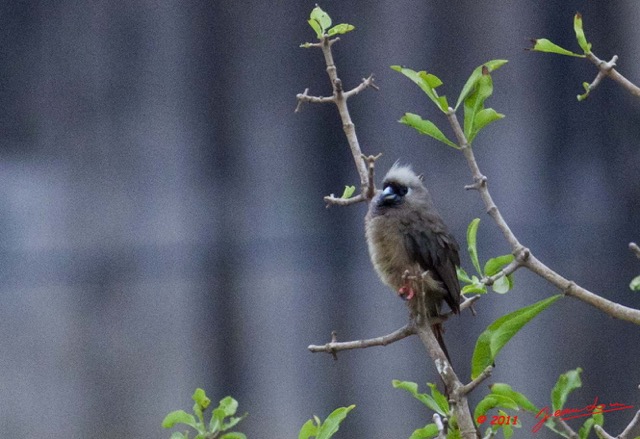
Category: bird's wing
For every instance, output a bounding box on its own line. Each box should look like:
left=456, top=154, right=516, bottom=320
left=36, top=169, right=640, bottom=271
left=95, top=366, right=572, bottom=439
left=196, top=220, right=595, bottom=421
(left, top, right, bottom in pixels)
left=404, top=217, right=461, bottom=314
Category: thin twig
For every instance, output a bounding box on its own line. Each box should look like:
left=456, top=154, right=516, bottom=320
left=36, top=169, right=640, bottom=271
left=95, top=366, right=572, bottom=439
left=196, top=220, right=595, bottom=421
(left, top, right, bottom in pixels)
left=307, top=324, right=416, bottom=354
left=618, top=409, right=640, bottom=439
left=594, top=424, right=616, bottom=439
left=433, top=413, right=446, bottom=439
left=552, top=417, right=580, bottom=439
left=630, top=242, right=640, bottom=260
left=459, top=365, right=493, bottom=396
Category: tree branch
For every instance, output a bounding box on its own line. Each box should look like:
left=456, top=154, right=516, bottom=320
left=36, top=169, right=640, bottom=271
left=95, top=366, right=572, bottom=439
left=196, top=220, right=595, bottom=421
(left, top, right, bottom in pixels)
left=586, top=52, right=640, bottom=99
left=446, top=109, right=640, bottom=325
left=296, top=36, right=379, bottom=202
left=308, top=324, right=416, bottom=355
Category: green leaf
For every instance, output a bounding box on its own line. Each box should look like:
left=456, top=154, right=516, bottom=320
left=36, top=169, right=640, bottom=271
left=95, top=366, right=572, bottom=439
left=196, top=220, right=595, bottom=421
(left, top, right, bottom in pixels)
left=391, top=66, right=449, bottom=112
left=392, top=380, right=444, bottom=415
left=466, top=218, right=482, bottom=274
left=327, top=23, right=355, bottom=36
left=169, top=432, right=188, bottom=439
left=317, top=405, right=355, bottom=439
left=409, top=424, right=439, bottom=439
left=192, top=388, right=211, bottom=410
left=484, top=255, right=514, bottom=277
left=222, top=414, right=247, bottom=432
left=220, top=433, right=247, bottom=439
left=484, top=254, right=515, bottom=294
left=578, top=418, right=594, bottom=439
left=574, top=13, right=592, bottom=53
left=630, top=275, right=640, bottom=291
left=551, top=368, right=583, bottom=411
left=489, top=383, right=538, bottom=413
left=529, top=38, right=585, bottom=58
left=341, top=185, right=356, bottom=199
left=461, top=277, right=487, bottom=295
left=427, top=383, right=450, bottom=415
left=455, top=60, right=508, bottom=111
left=472, top=108, right=505, bottom=138
left=209, top=408, right=226, bottom=433
left=471, top=295, right=562, bottom=379
left=218, top=396, right=238, bottom=417
left=577, top=82, right=591, bottom=102
left=474, top=394, right=519, bottom=420
left=162, top=410, right=197, bottom=429
left=457, top=267, right=472, bottom=283
left=298, top=419, right=319, bottom=439
left=308, top=6, right=332, bottom=38
left=399, top=113, right=459, bottom=148
left=464, top=69, right=497, bottom=144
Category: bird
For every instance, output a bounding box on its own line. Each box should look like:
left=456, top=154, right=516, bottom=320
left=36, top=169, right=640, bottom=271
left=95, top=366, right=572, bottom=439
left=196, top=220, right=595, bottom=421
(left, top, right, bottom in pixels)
left=365, top=162, right=461, bottom=361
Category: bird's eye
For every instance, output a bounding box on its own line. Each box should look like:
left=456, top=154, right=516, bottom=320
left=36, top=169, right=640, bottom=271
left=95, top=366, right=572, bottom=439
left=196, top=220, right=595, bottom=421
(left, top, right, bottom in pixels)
left=396, top=184, right=408, bottom=196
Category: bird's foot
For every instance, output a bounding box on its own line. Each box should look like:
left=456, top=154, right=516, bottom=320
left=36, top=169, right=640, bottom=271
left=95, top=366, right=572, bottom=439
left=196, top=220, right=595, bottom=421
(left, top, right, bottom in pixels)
left=398, top=285, right=415, bottom=300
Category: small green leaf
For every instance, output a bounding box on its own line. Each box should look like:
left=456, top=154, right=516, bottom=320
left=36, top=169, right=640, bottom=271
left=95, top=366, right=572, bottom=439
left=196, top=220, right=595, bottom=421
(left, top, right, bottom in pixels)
left=551, top=368, right=583, bottom=411
left=484, top=255, right=514, bottom=277
left=327, top=23, right=355, bottom=36
left=218, top=396, right=238, bottom=417
left=490, top=383, right=538, bottom=413
left=471, top=108, right=505, bottom=140
left=317, top=405, right=355, bottom=439
left=300, top=42, right=314, bottom=49
left=471, top=295, right=562, bottom=379
left=308, top=19, right=323, bottom=39
left=455, top=60, right=508, bottom=111
left=578, top=417, right=594, bottom=439
left=399, top=113, right=459, bottom=148
left=630, top=275, right=640, bottom=291
left=457, top=267, right=472, bottom=283
left=162, top=410, right=197, bottom=429
left=427, top=383, right=450, bottom=415
left=574, top=13, right=592, bottom=53
left=464, top=69, right=497, bottom=144
left=409, top=424, right=439, bottom=439
left=222, top=414, right=248, bottom=432
left=192, top=388, right=211, bottom=410
left=298, top=419, right=319, bottom=439
left=474, top=394, right=519, bottom=420
left=340, top=185, right=356, bottom=199
left=169, top=432, right=188, bottom=439
left=492, top=276, right=511, bottom=294
left=466, top=218, right=482, bottom=274
left=461, top=278, right=487, bottom=295
left=577, top=82, right=591, bottom=101
left=209, top=408, right=226, bottom=433
left=529, top=38, right=585, bottom=58
left=392, top=380, right=444, bottom=415
left=309, top=6, right=331, bottom=38
left=391, top=66, right=449, bottom=113
left=220, top=433, right=247, bottom=439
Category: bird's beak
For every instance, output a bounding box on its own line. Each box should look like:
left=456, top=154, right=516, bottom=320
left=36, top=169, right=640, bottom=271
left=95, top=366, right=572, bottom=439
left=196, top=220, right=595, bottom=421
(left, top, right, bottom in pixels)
left=381, top=185, right=397, bottom=203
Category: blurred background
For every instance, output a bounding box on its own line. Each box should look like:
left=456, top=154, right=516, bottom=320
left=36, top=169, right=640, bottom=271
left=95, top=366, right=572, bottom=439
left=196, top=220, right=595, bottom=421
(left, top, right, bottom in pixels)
left=1, top=1, right=639, bottom=438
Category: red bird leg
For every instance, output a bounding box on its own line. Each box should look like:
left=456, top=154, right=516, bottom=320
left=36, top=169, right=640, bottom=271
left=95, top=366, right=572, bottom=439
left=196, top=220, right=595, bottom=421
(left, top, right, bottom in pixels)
left=399, top=270, right=416, bottom=300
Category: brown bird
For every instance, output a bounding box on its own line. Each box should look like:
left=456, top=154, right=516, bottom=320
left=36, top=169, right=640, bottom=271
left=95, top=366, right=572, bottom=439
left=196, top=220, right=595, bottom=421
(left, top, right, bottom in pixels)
left=365, top=163, right=461, bottom=361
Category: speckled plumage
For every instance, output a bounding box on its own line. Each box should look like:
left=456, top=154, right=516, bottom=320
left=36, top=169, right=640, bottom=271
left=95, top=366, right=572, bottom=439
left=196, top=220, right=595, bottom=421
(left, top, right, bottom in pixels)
left=365, top=163, right=461, bottom=358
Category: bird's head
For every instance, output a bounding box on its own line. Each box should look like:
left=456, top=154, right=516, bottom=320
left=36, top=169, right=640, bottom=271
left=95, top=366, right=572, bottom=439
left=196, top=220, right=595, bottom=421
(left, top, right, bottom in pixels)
left=376, top=163, right=429, bottom=208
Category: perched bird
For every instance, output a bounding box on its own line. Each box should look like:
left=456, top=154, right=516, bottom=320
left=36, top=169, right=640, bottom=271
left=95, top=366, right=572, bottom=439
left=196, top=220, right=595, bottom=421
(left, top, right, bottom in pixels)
left=365, top=163, right=461, bottom=361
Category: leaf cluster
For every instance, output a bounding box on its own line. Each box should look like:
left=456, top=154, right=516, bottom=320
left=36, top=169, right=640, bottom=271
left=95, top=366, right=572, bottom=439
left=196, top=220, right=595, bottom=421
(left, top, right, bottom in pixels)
left=162, top=389, right=247, bottom=439
left=529, top=13, right=594, bottom=100
left=301, top=5, right=354, bottom=47
left=457, top=219, right=515, bottom=295
left=298, top=405, right=355, bottom=439
left=393, top=60, right=507, bottom=148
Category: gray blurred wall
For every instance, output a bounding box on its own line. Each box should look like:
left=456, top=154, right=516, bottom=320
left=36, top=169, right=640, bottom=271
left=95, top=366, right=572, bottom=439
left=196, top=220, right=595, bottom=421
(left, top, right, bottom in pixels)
left=0, top=1, right=639, bottom=438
